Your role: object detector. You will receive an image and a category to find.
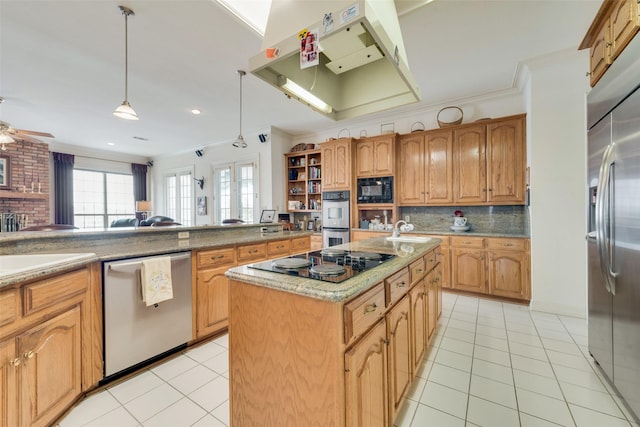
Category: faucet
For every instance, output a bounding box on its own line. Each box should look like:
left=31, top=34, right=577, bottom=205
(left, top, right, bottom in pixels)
left=392, top=220, right=407, bottom=238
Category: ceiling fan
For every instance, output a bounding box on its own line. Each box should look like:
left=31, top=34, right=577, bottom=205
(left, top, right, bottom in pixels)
left=0, top=121, right=55, bottom=150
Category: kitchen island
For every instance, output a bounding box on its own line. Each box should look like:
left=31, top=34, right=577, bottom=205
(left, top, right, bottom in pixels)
left=225, top=236, right=443, bottom=427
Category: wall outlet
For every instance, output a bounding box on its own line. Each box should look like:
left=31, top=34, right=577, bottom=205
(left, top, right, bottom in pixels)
left=178, top=231, right=190, bottom=239
left=404, top=215, right=410, bottom=223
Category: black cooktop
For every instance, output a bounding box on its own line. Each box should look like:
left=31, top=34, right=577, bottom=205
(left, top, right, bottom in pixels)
left=248, top=249, right=396, bottom=284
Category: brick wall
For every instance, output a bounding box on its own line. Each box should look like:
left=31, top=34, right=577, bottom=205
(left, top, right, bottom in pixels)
left=0, top=140, right=51, bottom=228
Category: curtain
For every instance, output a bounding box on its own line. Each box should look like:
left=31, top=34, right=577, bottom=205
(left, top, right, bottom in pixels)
left=53, top=152, right=75, bottom=225
left=131, top=163, right=148, bottom=202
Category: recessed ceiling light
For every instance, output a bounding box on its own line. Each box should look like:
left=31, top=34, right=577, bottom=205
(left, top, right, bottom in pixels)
left=191, top=109, right=201, bottom=115
left=107, top=142, right=115, bottom=146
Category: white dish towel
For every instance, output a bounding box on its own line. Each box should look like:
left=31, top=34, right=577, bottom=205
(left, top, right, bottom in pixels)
left=141, top=256, right=173, bottom=306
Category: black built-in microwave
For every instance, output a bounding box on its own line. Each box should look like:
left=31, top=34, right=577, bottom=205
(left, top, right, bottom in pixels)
left=357, top=176, right=393, bottom=203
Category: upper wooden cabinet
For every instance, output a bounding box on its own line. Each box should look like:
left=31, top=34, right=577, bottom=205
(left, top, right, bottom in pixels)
left=397, top=130, right=453, bottom=205
left=398, top=115, right=526, bottom=206
left=321, top=138, right=353, bottom=191
left=355, top=135, right=395, bottom=177
left=285, top=149, right=322, bottom=212
left=580, top=0, right=640, bottom=86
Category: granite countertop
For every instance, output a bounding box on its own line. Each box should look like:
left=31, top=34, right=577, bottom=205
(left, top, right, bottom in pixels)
left=351, top=228, right=530, bottom=238
left=0, top=224, right=312, bottom=288
left=225, top=236, right=441, bottom=303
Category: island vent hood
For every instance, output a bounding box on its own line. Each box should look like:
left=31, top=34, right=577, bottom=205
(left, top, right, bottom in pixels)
left=249, top=0, right=420, bottom=120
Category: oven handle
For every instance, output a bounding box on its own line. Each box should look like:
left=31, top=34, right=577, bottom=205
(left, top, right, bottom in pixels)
left=107, top=252, right=191, bottom=273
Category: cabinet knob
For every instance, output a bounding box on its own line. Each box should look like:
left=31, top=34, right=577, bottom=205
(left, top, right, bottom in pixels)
left=364, top=303, right=378, bottom=314
left=9, top=358, right=21, bottom=367
left=24, top=351, right=34, bottom=360
left=212, top=255, right=225, bottom=260
left=585, top=71, right=591, bottom=77
left=396, top=281, right=406, bottom=288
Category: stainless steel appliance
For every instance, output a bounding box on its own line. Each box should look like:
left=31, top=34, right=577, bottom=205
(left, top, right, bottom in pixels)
left=103, top=252, right=192, bottom=380
left=248, top=248, right=395, bottom=284
left=357, top=176, right=393, bottom=203
left=322, top=190, right=350, bottom=247
left=587, top=33, right=640, bottom=421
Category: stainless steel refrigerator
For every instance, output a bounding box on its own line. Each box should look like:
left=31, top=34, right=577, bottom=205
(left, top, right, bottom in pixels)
left=587, top=33, right=640, bottom=421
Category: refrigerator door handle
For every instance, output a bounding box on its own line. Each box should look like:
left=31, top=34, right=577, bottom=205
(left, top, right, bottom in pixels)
left=596, top=143, right=616, bottom=295
left=607, top=162, right=618, bottom=293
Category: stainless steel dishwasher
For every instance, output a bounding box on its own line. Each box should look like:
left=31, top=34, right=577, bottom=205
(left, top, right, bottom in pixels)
left=103, top=251, right=192, bottom=379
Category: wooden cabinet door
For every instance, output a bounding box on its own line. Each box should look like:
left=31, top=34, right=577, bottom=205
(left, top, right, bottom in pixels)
left=18, top=306, right=81, bottom=427
left=486, top=118, right=525, bottom=204
left=355, top=140, right=375, bottom=177
left=610, top=0, right=640, bottom=61
left=425, top=130, right=454, bottom=204
left=345, top=320, right=388, bottom=427
left=397, top=134, right=425, bottom=205
left=409, top=282, right=427, bottom=377
left=0, top=339, right=17, bottom=427
left=373, top=137, right=394, bottom=176
left=387, top=297, right=411, bottom=423
left=427, top=271, right=437, bottom=342
left=590, top=20, right=611, bottom=86
left=435, top=264, right=443, bottom=319
left=196, top=267, right=230, bottom=338
left=452, top=248, right=486, bottom=294
left=322, top=140, right=351, bottom=190
left=453, top=126, right=486, bottom=204
left=488, top=250, right=530, bottom=300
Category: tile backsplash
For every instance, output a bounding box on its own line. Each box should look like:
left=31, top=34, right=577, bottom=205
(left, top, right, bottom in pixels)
left=400, top=205, right=529, bottom=235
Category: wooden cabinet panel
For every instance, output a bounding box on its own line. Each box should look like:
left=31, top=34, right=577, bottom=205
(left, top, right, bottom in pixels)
left=409, top=282, right=427, bottom=376
left=237, top=243, right=267, bottom=263
left=590, top=21, right=611, bottom=86
left=197, top=247, right=235, bottom=269
left=355, top=140, right=375, bottom=177
left=486, top=238, right=527, bottom=252
left=322, top=139, right=352, bottom=191
left=387, top=296, right=411, bottom=424
left=344, top=283, right=385, bottom=345
left=19, top=306, right=82, bottom=427
left=310, top=234, right=323, bottom=251
left=267, top=239, right=291, bottom=257
left=196, top=267, right=230, bottom=338
left=486, top=118, right=525, bottom=203
left=427, top=271, right=438, bottom=342
left=355, top=136, right=394, bottom=178
left=0, top=290, right=18, bottom=328
left=452, top=248, right=486, bottom=294
left=397, top=133, right=425, bottom=205
left=291, top=236, right=311, bottom=253
left=488, top=251, right=530, bottom=300
left=0, top=338, right=17, bottom=427
left=385, top=268, right=410, bottom=307
left=425, top=130, right=454, bottom=204
left=610, top=0, right=640, bottom=61
left=345, top=320, right=388, bottom=427
left=451, top=236, right=485, bottom=249
left=409, top=257, right=426, bottom=285
left=22, top=269, right=87, bottom=317
left=453, top=126, right=486, bottom=204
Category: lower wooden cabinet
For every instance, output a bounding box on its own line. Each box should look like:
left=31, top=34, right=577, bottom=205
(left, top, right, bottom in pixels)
left=452, top=247, right=487, bottom=294
left=345, top=320, right=388, bottom=427
left=196, top=266, right=231, bottom=338
left=487, top=250, right=530, bottom=300
left=0, top=265, right=100, bottom=427
left=409, top=281, right=428, bottom=375
left=427, top=270, right=438, bottom=342
left=386, top=296, right=411, bottom=423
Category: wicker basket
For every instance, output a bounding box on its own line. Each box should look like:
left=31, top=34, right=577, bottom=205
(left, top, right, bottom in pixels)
left=437, top=106, right=463, bottom=128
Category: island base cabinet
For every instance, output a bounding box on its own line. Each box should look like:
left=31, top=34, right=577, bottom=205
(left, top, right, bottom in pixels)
left=409, top=281, right=427, bottom=376
left=345, top=320, right=388, bottom=427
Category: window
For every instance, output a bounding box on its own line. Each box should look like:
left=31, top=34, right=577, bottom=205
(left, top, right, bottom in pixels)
left=213, top=161, right=258, bottom=223
left=164, top=169, right=193, bottom=226
left=73, top=169, right=135, bottom=229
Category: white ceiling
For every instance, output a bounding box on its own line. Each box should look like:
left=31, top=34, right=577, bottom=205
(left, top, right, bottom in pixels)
left=0, top=0, right=601, bottom=158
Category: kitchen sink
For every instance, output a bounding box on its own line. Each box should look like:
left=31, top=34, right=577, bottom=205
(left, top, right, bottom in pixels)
left=386, top=236, right=431, bottom=243
left=0, top=253, right=96, bottom=277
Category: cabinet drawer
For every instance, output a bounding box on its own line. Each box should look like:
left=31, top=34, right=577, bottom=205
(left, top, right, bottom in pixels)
left=344, top=283, right=385, bottom=345
left=409, top=257, right=426, bottom=285
left=267, top=239, right=291, bottom=256
left=486, top=238, right=527, bottom=252
left=451, top=236, right=485, bottom=249
left=425, top=250, right=438, bottom=271
left=291, top=236, right=311, bottom=253
left=23, top=269, right=88, bottom=316
left=0, top=289, right=18, bottom=327
left=386, top=268, right=410, bottom=307
left=237, top=243, right=267, bottom=262
left=428, top=235, right=450, bottom=248
left=197, top=247, right=236, bottom=269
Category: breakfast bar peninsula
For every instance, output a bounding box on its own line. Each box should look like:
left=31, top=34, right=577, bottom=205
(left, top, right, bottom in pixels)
left=225, top=236, right=443, bottom=427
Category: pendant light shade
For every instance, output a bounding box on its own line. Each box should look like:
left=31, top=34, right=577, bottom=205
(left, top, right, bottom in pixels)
left=0, top=132, right=15, bottom=151
left=114, top=5, right=138, bottom=120
left=232, top=70, right=247, bottom=148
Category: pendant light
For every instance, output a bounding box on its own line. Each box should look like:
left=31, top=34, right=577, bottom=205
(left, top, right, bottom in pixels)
left=232, top=70, right=247, bottom=148
left=113, top=5, right=138, bottom=120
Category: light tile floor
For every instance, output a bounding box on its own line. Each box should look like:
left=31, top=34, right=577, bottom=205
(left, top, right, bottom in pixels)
left=58, top=293, right=640, bottom=427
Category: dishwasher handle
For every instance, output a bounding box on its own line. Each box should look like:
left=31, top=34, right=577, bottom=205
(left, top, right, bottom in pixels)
left=107, top=252, right=191, bottom=273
